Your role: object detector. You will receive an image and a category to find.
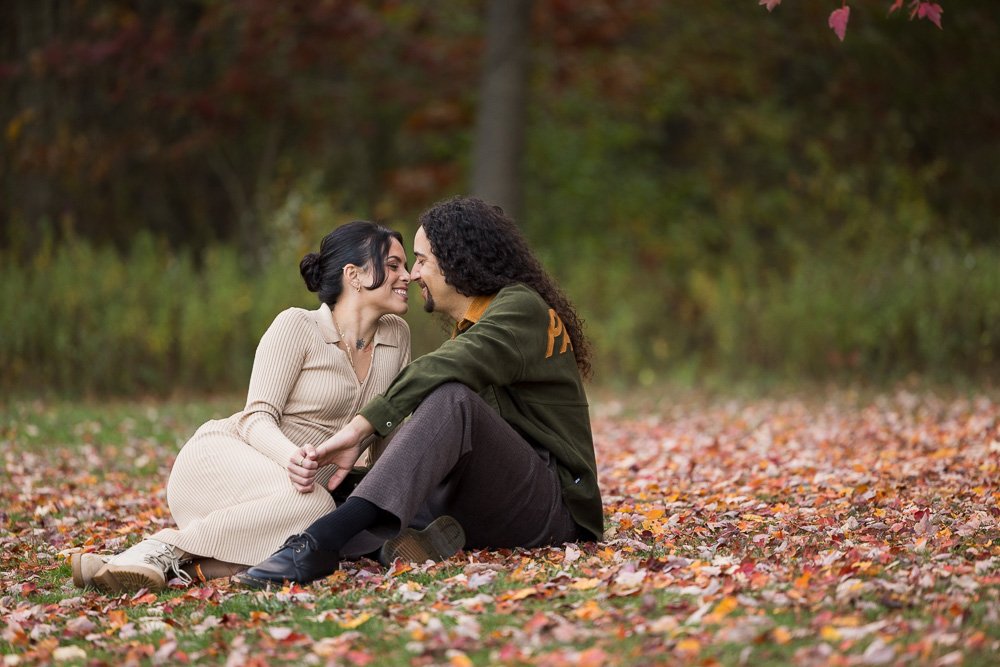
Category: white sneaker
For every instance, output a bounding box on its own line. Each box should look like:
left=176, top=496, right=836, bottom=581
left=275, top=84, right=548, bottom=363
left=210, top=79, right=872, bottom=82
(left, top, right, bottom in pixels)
left=71, top=553, right=108, bottom=588
left=92, top=539, right=192, bottom=593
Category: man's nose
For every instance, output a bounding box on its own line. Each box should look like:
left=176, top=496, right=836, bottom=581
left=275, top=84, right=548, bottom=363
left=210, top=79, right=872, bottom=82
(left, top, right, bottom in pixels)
left=409, top=266, right=420, bottom=282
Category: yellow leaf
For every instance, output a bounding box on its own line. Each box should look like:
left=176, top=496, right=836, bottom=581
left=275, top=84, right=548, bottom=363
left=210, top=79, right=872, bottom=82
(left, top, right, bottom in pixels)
left=832, top=615, right=861, bottom=627
left=932, top=448, right=958, bottom=459
left=503, top=586, right=539, bottom=601
left=709, top=595, right=739, bottom=620
left=820, top=626, right=841, bottom=641
left=339, top=613, right=371, bottom=629
left=569, top=577, right=602, bottom=590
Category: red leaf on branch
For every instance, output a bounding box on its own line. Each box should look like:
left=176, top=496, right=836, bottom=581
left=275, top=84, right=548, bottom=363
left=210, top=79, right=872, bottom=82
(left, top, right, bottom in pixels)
left=888, top=0, right=904, bottom=14
left=759, top=0, right=782, bottom=12
left=915, top=2, right=943, bottom=28
left=828, top=6, right=851, bottom=41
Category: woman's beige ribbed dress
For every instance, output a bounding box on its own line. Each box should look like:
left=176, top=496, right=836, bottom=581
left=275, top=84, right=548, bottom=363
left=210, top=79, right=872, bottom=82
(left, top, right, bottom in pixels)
left=150, top=303, right=410, bottom=565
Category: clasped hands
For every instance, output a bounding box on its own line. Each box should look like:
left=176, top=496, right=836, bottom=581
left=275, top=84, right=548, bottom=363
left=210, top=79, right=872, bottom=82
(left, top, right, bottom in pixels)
left=287, top=415, right=374, bottom=494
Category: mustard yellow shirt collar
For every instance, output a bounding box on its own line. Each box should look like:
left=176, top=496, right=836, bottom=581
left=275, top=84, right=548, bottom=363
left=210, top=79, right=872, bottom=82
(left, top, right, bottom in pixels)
left=453, top=294, right=497, bottom=337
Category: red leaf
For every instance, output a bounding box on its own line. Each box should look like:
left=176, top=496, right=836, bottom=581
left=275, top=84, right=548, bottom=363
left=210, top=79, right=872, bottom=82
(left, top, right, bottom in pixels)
left=829, top=6, right=851, bottom=41
left=916, top=2, right=943, bottom=28
left=183, top=586, right=217, bottom=601
left=346, top=650, right=375, bottom=666
left=759, top=0, right=782, bottom=12
left=888, top=0, right=904, bottom=13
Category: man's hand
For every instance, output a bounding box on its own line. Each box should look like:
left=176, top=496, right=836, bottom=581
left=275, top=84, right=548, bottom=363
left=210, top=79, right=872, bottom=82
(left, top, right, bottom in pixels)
left=314, top=415, right=375, bottom=492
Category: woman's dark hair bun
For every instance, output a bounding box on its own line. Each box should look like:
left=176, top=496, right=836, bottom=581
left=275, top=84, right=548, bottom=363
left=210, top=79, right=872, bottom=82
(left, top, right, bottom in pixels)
left=299, top=252, right=323, bottom=292
left=304, top=221, right=404, bottom=306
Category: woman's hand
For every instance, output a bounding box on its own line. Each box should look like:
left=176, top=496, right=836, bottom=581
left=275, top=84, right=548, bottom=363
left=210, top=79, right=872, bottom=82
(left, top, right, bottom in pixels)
left=315, top=415, right=375, bottom=492
left=288, top=446, right=320, bottom=493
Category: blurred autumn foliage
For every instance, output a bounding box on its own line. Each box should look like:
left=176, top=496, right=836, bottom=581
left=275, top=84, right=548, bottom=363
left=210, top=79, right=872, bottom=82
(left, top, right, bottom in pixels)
left=1, top=0, right=998, bottom=394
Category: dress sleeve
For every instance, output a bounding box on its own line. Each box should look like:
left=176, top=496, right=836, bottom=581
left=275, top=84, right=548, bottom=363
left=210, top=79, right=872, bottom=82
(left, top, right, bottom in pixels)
left=236, top=309, right=311, bottom=468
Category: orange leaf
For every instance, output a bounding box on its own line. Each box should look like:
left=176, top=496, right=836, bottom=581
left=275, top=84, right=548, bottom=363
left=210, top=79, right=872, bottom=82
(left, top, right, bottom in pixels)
left=676, top=638, right=701, bottom=654
left=107, top=610, right=128, bottom=628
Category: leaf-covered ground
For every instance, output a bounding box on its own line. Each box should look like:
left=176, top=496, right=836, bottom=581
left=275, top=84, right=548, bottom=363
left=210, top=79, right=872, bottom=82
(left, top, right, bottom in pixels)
left=2, top=390, right=999, bottom=665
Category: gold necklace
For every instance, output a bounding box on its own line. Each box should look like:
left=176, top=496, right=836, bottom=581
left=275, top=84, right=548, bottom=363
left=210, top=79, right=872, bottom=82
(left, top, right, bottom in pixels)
left=334, top=318, right=376, bottom=370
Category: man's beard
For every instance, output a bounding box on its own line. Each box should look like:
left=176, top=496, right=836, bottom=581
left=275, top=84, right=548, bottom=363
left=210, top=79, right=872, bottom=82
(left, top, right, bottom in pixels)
left=421, top=284, right=435, bottom=313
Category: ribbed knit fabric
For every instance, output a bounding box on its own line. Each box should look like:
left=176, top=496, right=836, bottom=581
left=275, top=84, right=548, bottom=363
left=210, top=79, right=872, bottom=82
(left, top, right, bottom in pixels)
left=149, top=303, right=410, bottom=565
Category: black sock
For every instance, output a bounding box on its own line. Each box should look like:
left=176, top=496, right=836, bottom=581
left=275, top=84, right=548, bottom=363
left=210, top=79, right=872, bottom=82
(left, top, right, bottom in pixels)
left=304, top=497, right=392, bottom=553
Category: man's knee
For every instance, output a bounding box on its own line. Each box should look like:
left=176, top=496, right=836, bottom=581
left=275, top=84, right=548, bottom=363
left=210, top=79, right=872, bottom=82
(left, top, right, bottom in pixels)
left=420, top=382, right=477, bottom=410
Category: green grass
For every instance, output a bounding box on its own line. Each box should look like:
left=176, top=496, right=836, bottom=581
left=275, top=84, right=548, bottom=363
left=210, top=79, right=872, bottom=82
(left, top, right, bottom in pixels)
left=2, top=393, right=999, bottom=665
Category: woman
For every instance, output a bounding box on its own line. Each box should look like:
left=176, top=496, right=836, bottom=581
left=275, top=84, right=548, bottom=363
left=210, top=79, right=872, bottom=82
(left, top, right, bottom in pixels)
left=71, top=221, right=411, bottom=592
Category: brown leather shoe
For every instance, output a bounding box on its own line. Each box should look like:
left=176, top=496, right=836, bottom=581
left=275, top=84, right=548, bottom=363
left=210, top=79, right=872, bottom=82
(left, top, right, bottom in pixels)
left=379, top=515, right=465, bottom=566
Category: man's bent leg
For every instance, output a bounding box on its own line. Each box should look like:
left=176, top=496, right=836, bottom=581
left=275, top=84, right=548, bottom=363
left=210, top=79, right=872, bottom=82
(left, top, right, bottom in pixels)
left=352, top=382, right=578, bottom=549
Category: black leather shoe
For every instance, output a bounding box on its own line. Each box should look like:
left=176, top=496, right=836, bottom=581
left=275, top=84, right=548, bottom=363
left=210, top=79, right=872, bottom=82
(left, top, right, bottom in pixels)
left=234, top=533, right=339, bottom=589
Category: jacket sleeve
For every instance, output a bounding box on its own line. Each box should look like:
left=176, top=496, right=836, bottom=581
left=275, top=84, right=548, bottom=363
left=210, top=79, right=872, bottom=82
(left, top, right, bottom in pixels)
left=235, top=309, right=310, bottom=467
left=365, top=315, right=412, bottom=464
left=360, top=293, right=532, bottom=436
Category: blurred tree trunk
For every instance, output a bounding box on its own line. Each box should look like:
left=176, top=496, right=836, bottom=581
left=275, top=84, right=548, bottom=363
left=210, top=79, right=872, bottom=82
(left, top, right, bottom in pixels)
left=470, top=0, right=532, bottom=220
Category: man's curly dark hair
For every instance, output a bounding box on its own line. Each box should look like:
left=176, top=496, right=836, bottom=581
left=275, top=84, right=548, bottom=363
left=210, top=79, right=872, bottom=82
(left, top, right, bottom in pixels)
left=419, top=196, right=592, bottom=379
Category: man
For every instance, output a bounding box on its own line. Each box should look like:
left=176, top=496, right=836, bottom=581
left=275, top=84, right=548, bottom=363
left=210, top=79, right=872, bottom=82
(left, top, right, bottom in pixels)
left=237, top=196, right=603, bottom=587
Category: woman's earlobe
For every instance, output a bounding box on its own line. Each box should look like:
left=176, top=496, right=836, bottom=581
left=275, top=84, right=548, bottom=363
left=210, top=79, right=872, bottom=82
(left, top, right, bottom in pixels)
left=343, top=265, right=361, bottom=292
